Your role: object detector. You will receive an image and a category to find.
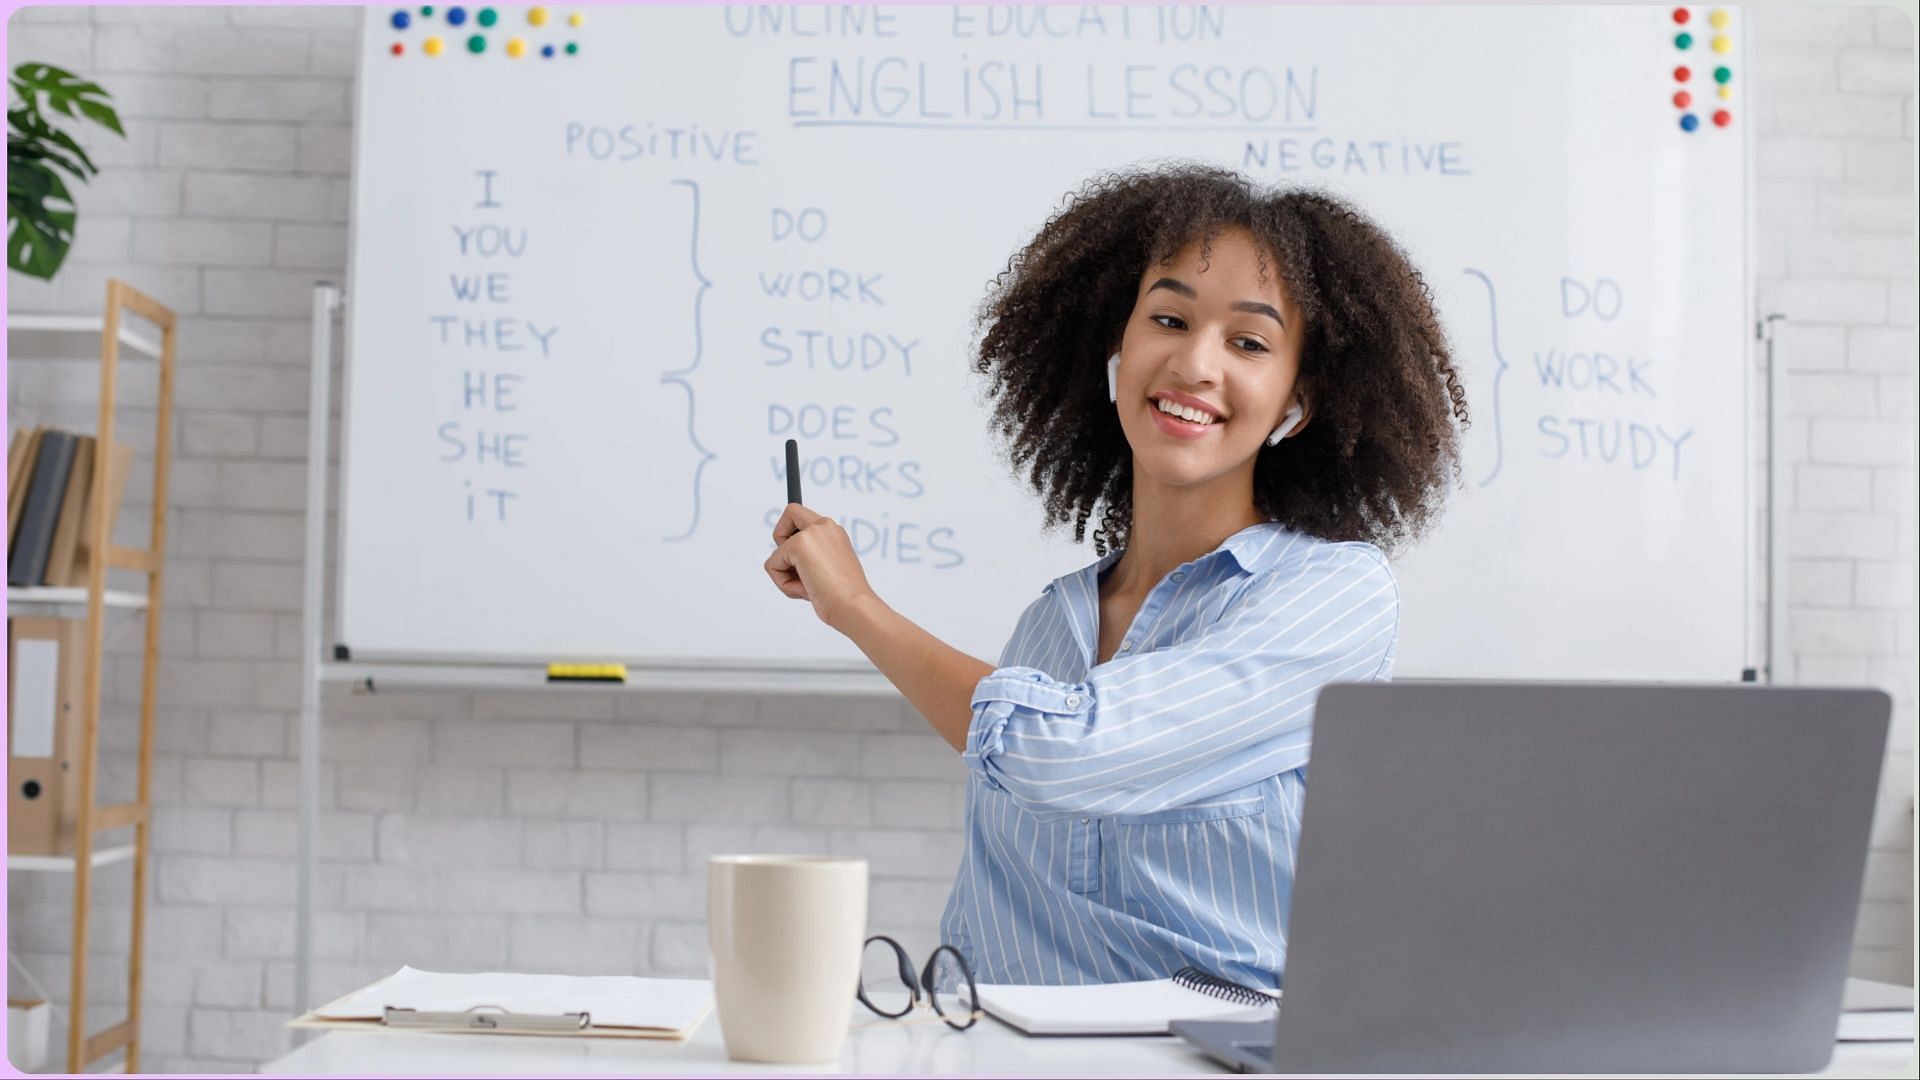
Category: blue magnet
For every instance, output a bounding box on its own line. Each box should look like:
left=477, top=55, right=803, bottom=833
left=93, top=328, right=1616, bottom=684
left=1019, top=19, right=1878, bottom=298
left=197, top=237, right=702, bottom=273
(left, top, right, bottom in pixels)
left=447, top=5, right=467, bottom=26
left=1679, top=113, right=1699, bottom=132
left=541, top=44, right=555, bottom=57
left=390, top=10, right=410, bottom=29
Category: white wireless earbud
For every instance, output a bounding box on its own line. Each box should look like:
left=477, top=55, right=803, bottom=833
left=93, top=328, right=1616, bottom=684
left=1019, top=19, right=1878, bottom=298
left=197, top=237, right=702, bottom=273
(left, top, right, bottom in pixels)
left=1267, top=402, right=1305, bottom=447
left=1107, top=353, right=1121, bottom=403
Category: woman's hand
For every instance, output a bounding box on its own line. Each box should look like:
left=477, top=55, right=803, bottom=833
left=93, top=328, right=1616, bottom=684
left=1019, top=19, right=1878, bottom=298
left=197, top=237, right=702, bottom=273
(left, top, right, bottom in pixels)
left=764, top=502, right=878, bottom=631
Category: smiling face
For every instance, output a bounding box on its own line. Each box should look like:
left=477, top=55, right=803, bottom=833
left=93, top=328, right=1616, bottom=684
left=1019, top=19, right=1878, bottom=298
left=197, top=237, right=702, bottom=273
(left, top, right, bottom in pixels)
left=1111, top=226, right=1308, bottom=492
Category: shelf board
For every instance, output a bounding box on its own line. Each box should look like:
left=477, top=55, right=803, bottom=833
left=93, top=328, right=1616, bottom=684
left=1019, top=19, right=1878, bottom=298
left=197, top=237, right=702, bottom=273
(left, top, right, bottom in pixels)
left=7, top=313, right=163, bottom=361
left=6, top=586, right=150, bottom=617
left=7, top=845, right=136, bottom=874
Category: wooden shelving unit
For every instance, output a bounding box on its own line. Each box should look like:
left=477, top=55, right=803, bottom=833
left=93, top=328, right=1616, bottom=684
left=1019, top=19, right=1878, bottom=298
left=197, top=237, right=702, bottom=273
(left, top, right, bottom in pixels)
left=6, top=280, right=176, bottom=1074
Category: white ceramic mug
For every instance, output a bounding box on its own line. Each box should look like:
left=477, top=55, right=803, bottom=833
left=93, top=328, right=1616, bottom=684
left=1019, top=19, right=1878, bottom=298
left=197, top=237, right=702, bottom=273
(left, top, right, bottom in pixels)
left=707, top=854, right=868, bottom=1063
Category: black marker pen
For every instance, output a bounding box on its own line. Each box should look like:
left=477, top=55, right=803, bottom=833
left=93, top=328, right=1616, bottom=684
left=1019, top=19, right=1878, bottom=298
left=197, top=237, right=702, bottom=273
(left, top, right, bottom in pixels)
left=785, top=439, right=802, bottom=506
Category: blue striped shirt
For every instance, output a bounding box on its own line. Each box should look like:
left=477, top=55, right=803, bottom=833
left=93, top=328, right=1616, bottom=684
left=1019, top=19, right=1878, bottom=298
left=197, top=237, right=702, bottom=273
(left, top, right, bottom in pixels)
left=939, top=521, right=1398, bottom=988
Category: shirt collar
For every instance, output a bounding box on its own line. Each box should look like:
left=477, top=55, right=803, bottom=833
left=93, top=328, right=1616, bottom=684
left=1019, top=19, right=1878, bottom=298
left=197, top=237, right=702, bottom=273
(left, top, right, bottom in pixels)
left=1048, top=520, right=1296, bottom=595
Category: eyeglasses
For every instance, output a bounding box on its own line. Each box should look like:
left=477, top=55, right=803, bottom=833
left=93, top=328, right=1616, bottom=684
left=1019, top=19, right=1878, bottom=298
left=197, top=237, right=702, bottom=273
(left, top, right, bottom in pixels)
left=855, top=934, right=980, bottom=1032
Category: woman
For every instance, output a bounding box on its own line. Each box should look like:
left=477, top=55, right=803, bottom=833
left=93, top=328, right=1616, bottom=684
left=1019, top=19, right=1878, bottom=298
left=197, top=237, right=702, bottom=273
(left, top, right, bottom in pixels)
left=764, top=164, right=1468, bottom=987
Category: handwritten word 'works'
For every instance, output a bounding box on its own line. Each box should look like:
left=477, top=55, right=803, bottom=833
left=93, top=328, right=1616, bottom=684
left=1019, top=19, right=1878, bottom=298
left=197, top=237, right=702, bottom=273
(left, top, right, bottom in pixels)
left=761, top=328, right=919, bottom=375
left=774, top=451, right=926, bottom=498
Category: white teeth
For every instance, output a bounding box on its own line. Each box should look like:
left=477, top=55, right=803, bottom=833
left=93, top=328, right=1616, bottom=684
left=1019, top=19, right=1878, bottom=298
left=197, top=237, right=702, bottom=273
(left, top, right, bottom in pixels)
left=1155, top=398, right=1215, bottom=425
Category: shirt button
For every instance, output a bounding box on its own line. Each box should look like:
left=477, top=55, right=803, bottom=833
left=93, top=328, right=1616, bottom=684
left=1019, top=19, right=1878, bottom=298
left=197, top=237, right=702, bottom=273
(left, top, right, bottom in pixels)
left=1171, top=572, right=1185, bottom=582
left=1120, top=640, right=1133, bottom=652
left=1065, top=694, right=1081, bottom=708
left=1080, top=818, right=1090, bottom=824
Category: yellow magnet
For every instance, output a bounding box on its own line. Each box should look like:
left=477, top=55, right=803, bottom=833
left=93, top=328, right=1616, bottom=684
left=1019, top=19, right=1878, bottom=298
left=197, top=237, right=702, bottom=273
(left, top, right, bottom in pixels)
left=423, top=34, right=444, bottom=56
left=1717, top=84, right=1732, bottom=100
left=506, top=36, right=526, bottom=57
left=1708, top=9, right=1729, bottom=28
left=528, top=5, right=548, bottom=25
left=1711, top=34, right=1731, bottom=53
left=569, top=11, right=584, bottom=27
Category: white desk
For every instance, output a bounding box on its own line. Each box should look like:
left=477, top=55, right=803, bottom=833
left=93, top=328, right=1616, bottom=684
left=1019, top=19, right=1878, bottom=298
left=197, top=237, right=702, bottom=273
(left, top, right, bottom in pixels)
left=265, top=1013, right=1913, bottom=1076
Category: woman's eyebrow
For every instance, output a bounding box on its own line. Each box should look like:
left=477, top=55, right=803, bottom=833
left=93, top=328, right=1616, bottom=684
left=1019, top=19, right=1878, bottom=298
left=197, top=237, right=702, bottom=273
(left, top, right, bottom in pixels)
left=1146, top=277, right=1286, bottom=331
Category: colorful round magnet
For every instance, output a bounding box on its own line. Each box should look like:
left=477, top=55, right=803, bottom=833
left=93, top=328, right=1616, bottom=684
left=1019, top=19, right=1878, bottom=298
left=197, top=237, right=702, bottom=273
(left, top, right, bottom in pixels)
left=569, top=12, right=584, bottom=27
left=477, top=7, right=497, bottom=26
left=447, top=6, right=467, bottom=25
left=1672, top=7, right=1690, bottom=23
left=506, top=36, right=526, bottom=57
left=529, top=6, right=549, bottom=26
left=1711, top=34, right=1730, bottom=53
left=1675, top=31, right=1693, bottom=49
left=390, top=42, right=405, bottom=55
left=466, top=32, right=486, bottom=52
left=391, top=10, right=410, bottom=29
left=1714, top=65, right=1731, bottom=83
left=1712, top=109, right=1731, bottom=127
left=565, top=41, right=579, bottom=54
left=1674, top=65, right=1691, bottom=82
left=423, top=34, right=444, bottom=56
left=1708, top=9, right=1729, bottom=28
left=1679, top=113, right=1699, bottom=132
left=1673, top=90, right=1692, bottom=108
left=541, top=44, right=555, bottom=57
left=1717, top=84, right=1732, bottom=100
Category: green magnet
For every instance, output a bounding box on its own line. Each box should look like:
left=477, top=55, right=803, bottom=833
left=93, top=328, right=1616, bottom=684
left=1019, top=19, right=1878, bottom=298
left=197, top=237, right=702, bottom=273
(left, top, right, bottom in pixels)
left=1714, top=66, right=1732, bottom=83
left=478, top=7, right=497, bottom=26
left=565, top=41, right=578, bottom=55
left=467, top=32, right=486, bottom=52
left=1674, top=31, right=1693, bottom=49
left=421, top=5, right=432, bottom=13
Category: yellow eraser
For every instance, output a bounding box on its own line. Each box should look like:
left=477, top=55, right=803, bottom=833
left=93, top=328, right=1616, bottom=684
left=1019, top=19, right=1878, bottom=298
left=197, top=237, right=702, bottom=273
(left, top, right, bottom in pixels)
left=546, top=663, right=627, bottom=683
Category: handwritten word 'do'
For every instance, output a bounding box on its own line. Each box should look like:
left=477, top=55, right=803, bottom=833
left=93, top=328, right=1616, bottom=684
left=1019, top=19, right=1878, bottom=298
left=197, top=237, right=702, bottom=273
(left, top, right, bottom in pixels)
left=1561, top=278, right=1624, bottom=321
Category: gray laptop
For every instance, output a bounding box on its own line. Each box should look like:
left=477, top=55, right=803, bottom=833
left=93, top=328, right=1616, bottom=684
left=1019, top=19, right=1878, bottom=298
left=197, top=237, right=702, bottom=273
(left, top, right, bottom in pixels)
left=1173, top=682, right=1890, bottom=1074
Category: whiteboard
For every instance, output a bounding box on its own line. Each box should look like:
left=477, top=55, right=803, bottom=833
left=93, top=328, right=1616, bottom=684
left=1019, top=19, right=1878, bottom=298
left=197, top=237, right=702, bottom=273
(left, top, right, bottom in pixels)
left=339, top=4, right=1751, bottom=681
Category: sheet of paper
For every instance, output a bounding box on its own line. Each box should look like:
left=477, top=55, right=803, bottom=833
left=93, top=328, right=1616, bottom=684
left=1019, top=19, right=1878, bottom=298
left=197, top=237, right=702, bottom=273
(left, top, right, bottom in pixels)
left=315, top=966, right=712, bottom=1032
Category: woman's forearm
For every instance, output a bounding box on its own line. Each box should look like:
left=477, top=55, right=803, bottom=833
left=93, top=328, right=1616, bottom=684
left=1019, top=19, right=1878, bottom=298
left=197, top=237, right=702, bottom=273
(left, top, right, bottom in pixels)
left=832, top=593, right=996, bottom=752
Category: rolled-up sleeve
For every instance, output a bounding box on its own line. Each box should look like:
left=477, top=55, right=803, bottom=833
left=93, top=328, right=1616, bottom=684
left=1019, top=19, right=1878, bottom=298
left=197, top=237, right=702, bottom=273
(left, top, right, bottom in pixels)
left=963, top=544, right=1398, bottom=817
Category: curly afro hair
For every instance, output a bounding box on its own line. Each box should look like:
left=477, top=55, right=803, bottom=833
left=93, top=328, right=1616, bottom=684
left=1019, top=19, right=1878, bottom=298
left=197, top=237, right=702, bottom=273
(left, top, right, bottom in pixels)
left=972, top=162, right=1470, bottom=557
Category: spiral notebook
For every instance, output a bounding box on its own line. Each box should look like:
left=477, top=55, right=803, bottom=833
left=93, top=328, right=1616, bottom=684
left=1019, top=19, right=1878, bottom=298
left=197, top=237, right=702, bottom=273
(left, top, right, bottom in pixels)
left=976, top=967, right=1280, bottom=1036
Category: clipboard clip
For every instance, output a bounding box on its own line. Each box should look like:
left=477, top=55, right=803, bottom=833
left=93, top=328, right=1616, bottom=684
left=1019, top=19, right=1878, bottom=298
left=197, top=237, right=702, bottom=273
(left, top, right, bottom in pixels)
left=383, top=1004, right=591, bottom=1033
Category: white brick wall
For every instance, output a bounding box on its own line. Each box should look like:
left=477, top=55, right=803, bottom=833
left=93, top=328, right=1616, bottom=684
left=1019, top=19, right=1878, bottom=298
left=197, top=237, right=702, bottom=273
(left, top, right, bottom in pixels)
left=4, top=5, right=1914, bottom=1071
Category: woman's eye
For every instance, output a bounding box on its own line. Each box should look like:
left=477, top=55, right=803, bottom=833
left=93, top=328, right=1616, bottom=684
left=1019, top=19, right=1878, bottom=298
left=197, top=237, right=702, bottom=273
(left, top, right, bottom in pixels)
left=1151, top=314, right=1185, bottom=330
left=1235, top=338, right=1268, bottom=354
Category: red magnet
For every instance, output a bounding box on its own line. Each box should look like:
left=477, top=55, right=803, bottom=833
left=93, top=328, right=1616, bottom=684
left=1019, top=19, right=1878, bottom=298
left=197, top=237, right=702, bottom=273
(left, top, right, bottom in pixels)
left=1712, top=109, right=1731, bottom=127
left=1674, top=66, right=1691, bottom=82
left=390, top=42, right=405, bottom=55
left=1672, top=8, right=1690, bottom=23
left=1673, top=90, right=1692, bottom=108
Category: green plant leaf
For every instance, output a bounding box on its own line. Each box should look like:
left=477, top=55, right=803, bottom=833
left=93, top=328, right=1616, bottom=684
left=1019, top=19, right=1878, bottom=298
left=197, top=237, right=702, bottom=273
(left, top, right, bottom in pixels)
left=8, top=106, right=95, bottom=179
left=12, top=63, right=122, bottom=138
left=7, top=157, right=76, bottom=280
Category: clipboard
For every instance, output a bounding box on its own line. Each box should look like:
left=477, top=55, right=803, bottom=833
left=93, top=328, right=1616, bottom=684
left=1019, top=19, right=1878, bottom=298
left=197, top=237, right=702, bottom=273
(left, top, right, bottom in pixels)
left=288, top=966, right=714, bottom=1041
